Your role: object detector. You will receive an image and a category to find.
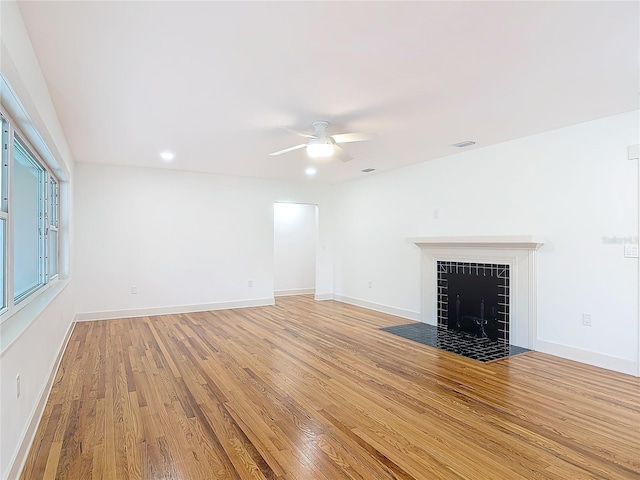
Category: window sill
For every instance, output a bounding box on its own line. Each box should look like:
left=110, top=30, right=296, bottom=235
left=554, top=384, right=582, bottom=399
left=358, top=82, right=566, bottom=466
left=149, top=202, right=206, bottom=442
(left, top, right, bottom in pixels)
left=0, top=278, right=71, bottom=355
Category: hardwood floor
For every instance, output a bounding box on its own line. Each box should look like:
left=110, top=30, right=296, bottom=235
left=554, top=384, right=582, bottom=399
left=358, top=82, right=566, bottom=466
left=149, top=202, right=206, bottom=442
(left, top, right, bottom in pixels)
left=20, top=296, right=640, bottom=479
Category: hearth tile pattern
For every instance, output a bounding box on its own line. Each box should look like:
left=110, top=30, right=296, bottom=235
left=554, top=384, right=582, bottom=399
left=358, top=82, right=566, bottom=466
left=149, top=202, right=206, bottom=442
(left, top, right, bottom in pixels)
left=381, top=322, right=529, bottom=362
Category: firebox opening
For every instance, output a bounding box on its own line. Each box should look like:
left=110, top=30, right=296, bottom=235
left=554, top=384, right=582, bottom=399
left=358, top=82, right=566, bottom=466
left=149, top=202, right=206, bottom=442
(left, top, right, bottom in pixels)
left=437, top=261, right=510, bottom=345
left=447, top=273, right=501, bottom=341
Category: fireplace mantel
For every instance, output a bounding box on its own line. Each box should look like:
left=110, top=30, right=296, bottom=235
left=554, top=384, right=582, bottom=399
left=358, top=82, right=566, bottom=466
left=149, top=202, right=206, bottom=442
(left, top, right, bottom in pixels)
left=408, top=235, right=545, bottom=250
left=409, top=235, right=544, bottom=349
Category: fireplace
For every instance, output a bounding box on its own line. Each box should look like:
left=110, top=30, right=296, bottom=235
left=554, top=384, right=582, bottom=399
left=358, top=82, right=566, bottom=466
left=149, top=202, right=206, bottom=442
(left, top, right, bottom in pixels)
left=408, top=235, right=544, bottom=349
left=437, top=261, right=509, bottom=345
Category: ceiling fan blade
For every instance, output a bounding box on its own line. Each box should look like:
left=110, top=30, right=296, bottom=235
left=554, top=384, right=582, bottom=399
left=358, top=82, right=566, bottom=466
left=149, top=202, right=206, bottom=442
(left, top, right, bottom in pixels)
left=334, top=145, right=353, bottom=162
left=331, top=132, right=375, bottom=144
left=269, top=144, right=307, bottom=156
left=281, top=127, right=317, bottom=139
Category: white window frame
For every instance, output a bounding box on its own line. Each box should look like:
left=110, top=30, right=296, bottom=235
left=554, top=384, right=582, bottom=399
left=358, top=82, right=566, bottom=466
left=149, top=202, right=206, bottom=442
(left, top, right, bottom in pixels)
left=0, top=106, right=61, bottom=323
left=0, top=115, right=8, bottom=315
left=47, top=176, right=59, bottom=281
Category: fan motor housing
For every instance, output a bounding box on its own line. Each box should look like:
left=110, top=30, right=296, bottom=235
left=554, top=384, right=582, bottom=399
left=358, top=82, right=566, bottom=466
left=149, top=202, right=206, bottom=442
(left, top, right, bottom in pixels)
left=308, top=137, right=332, bottom=146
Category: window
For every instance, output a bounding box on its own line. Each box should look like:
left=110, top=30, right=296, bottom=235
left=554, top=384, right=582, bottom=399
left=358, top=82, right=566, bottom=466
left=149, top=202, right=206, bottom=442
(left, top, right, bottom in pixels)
left=48, top=177, right=59, bottom=278
left=0, top=116, right=7, bottom=310
left=13, top=137, right=45, bottom=302
left=0, top=108, right=61, bottom=320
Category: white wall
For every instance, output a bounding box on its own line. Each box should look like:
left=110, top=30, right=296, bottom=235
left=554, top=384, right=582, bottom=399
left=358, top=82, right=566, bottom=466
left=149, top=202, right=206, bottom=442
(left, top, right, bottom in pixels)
left=333, top=111, right=639, bottom=375
left=0, top=286, right=75, bottom=479
left=74, top=164, right=334, bottom=318
left=274, top=203, right=317, bottom=294
left=0, top=1, right=76, bottom=478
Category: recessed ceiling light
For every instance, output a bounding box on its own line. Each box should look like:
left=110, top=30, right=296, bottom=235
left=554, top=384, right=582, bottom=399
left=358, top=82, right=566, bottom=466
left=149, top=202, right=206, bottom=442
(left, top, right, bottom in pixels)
left=305, top=167, right=317, bottom=176
left=362, top=168, right=376, bottom=173
left=452, top=141, right=476, bottom=148
left=160, top=151, right=175, bottom=161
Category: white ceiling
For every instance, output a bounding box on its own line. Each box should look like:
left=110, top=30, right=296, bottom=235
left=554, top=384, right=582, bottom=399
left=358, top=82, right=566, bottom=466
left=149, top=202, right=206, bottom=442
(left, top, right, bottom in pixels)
left=17, top=1, right=639, bottom=184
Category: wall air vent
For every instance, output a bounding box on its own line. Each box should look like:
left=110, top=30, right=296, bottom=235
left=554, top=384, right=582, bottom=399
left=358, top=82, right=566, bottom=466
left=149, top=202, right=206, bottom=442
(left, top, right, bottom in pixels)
left=452, top=141, right=476, bottom=148
left=362, top=168, right=376, bottom=173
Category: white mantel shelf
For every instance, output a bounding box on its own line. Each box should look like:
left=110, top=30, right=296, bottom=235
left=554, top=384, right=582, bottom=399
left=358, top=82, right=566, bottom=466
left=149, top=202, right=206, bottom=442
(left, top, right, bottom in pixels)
left=407, top=235, right=545, bottom=249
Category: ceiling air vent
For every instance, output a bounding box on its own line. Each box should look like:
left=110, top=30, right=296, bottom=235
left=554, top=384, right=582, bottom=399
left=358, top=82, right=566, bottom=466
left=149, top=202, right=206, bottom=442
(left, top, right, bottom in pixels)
left=362, top=168, right=376, bottom=173
left=452, top=140, right=476, bottom=148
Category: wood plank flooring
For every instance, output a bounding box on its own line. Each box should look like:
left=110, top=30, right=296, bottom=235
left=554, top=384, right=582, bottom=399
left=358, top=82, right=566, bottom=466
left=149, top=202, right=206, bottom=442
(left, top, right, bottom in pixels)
left=20, top=295, right=640, bottom=479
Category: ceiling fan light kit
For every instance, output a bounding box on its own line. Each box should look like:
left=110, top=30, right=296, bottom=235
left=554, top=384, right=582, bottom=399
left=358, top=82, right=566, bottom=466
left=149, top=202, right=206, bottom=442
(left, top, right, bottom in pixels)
left=269, top=120, right=374, bottom=163
left=307, top=139, right=334, bottom=158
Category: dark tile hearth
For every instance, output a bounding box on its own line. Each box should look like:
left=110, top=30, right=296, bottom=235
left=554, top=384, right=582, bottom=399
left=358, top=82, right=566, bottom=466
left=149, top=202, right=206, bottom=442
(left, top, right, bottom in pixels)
left=381, top=322, right=529, bottom=362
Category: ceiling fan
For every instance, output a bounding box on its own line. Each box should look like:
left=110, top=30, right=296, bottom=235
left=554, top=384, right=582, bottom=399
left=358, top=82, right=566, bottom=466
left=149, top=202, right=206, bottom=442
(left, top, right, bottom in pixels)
left=269, top=121, right=374, bottom=162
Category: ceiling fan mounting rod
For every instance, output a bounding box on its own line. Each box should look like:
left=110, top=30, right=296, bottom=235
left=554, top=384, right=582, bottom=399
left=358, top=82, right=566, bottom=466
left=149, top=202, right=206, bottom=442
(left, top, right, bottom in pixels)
left=312, top=121, right=329, bottom=137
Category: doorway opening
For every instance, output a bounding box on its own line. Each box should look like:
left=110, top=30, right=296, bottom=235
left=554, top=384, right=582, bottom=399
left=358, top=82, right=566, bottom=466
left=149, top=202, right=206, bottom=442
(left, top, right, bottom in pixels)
left=273, top=203, right=318, bottom=298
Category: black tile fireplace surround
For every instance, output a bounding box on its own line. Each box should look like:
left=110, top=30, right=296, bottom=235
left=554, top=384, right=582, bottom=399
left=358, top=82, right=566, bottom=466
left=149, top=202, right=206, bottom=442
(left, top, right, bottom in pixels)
left=438, top=261, right=510, bottom=345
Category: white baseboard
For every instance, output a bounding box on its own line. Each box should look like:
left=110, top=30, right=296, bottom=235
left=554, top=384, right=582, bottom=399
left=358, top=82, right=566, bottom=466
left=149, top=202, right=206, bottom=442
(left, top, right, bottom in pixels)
left=314, top=293, right=335, bottom=301
left=333, top=295, right=420, bottom=322
left=7, top=320, right=76, bottom=480
left=535, top=339, right=638, bottom=377
left=274, top=288, right=315, bottom=297
left=75, top=297, right=275, bottom=322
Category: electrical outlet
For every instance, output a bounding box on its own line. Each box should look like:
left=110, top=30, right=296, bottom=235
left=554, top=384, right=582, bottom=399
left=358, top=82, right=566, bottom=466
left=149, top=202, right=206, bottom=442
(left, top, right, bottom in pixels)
left=624, top=244, right=639, bottom=258
left=368, top=281, right=372, bottom=288
left=582, top=313, right=592, bottom=326
left=16, top=374, right=20, bottom=399
left=131, top=286, right=137, bottom=294
left=248, top=280, right=253, bottom=287
left=433, top=209, right=439, bottom=220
